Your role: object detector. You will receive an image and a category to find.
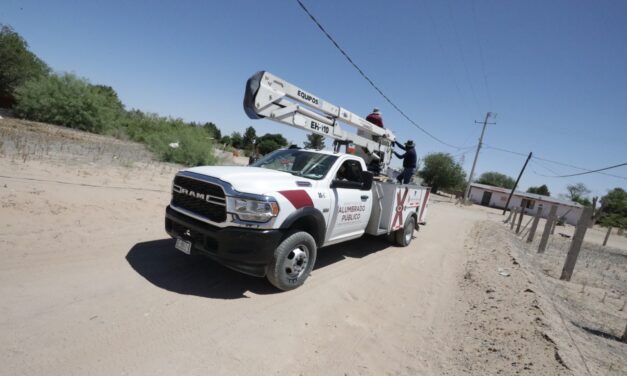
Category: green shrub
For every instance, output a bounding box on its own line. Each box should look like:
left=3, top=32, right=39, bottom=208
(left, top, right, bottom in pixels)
left=120, top=111, right=216, bottom=166
left=0, top=24, right=50, bottom=107
left=13, top=73, right=123, bottom=133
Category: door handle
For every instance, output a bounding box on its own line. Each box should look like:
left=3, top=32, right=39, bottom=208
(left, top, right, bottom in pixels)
left=361, top=195, right=369, bottom=200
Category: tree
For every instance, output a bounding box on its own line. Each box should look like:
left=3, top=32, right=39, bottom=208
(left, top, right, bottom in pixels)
left=242, top=126, right=257, bottom=148
left=0, top=25, right=50, bottom=107
left=572, top=196, right=592, bottom=207
left=220, top=135, right=231, bottom=145
left=230, top=132, right=243, bottom=149
left=598, top=188, right=627, bottom=229
left=14, top=73, right=123, bottom=133
left=476, top=171, right=515, bottom=189
left=565, top=182, right=590, bottom=201
left=258, top=133, right=288, bottom=154
left=418, top=152, right=466, bottom=194
left=202, top=122, right=221, bottom=140
left=303, top=133, right=325, bottom=149
left=527, top=184, right=551, bottom=196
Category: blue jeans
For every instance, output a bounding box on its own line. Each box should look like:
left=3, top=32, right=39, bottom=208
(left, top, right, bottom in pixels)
left=396, top=168, right=415, bottom=184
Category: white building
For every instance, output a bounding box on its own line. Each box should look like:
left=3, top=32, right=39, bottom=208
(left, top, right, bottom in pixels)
left=468, top=183, right=584, bottom=225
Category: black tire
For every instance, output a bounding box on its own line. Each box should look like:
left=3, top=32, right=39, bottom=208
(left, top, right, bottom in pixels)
left=394, top=215, right=416, bottom=247
left=266, top=231, right=317, bottom=291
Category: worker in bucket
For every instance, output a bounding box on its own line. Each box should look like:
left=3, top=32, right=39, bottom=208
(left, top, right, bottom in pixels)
left=393, top=140, right=417, bottom=184
left=366, top=108, right=384, bottom=128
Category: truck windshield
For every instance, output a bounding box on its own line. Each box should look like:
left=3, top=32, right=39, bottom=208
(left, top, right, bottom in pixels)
left=252, top=149, right=338, bottom=180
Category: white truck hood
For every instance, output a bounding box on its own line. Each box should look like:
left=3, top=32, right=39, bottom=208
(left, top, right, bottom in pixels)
left=184, top=166, right=309, bottom=195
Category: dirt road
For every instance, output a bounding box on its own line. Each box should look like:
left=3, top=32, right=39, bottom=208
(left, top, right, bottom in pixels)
left=3, top=119, right=606, bottom=375
left=0, top=168, right=477, bottom=374
left=0, top=123, right=480, bottom=375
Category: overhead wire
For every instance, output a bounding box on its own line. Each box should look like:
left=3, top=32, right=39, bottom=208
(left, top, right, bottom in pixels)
left=445, top=0, right=482, bottom=112
left=484, top=144, right=627, bottom=180
left=296, top=0, right=625, bottom=181
left=421, top=1, right=475, bottom=115
left=296, top=0, right=467, bottom=150
left=470, top=0, right=493, bottom=108
left=543, top=162, right=627, bottom=178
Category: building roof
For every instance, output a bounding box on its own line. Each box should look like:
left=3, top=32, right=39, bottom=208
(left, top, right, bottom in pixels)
left=469, top=183, right=583, bottom=208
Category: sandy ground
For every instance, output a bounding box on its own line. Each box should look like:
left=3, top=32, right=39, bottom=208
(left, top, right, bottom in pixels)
left=1, top=118, right=624, bottom=375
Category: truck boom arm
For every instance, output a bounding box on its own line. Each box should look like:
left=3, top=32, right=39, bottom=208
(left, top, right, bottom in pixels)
left=243, top=71, right=396, bottom=171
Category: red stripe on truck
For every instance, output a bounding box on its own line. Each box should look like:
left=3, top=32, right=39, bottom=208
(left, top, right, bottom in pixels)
left=278, top=190, right=314, bottom=209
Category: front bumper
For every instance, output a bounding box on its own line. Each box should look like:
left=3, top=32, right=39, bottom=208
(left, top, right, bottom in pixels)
left=165, top=206, right=282, bottom=277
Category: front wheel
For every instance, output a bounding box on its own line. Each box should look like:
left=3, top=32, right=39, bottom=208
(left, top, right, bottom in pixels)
left=266, top=231, right=317, bottom=291
left=394, top=216, right=416, bottom=247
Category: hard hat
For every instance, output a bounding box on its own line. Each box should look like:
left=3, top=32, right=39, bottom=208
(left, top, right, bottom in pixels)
left=405, top=140, right=415, bottom=148
left=372, top=108, right=380, bottom=113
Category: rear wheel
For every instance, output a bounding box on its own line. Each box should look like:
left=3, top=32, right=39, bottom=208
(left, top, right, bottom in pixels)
left=394, top=216, right=416, bottom=247
left=266, top=231, right=317, bottom=291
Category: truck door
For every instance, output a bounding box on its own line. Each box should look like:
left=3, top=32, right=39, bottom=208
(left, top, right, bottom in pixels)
left=327, top=159, right=373, bottom=243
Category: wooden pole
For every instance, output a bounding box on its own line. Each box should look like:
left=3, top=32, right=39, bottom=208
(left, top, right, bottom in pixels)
left=560, top=207, right=593, bottom=281
left=510, top=207, right=517, bottom=230
left=538, top=205, right=558, bottom=253
left=502, top=151, right=532, bottom=214
left=516, top=207, right=524, bottom=234
left=464, top=112, right=494, bottom=200
left=504, top=208, right=514, bottom=224
left=527, top=205, right=543, bottom=243
left=603, top=226, right=612, bottom=246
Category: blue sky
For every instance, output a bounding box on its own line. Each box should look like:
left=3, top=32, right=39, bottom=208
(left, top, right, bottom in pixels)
left=3, top=0, right=626, bottom=197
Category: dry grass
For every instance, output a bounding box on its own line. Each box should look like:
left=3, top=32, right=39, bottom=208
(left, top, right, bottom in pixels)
left=0, top=117, right=154, bottom=167
left=505, top=221, right=627, bottom=375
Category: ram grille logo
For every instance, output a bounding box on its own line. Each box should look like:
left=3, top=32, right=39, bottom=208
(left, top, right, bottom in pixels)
left=173, top=184, right=214, bottom=203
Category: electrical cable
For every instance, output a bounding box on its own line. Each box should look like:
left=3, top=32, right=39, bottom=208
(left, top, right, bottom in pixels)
left=296, top=0, right=467, bottom=150
left=543, top=162, right=627, bottom=178
left=484, top=144, right=627, bottom=180
left=445, top=0, right=482, bottom=111
left=470, top=0, right=493, bottom=108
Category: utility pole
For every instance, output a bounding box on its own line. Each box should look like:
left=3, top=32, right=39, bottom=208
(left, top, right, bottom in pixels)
left=502, top=151, right=533, bottom=214
left=464, top=112, right=495, bottom=200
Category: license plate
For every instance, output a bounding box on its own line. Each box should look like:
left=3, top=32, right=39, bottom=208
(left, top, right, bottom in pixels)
left=175, top=238, right=192, bottom=255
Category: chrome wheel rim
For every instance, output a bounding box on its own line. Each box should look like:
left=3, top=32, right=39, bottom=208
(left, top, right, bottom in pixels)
left=284, top=246, right=308, bottom=279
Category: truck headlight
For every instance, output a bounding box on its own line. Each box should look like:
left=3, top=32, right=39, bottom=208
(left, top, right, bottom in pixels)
left=230, top=198, right=279, bottom=222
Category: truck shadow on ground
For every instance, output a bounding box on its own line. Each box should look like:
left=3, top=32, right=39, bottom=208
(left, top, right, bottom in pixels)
left=126, top=235, right=391, bottom=299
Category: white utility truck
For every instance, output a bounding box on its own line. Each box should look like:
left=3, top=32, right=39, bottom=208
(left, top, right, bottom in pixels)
left=165, top=71, right=430, bottom=290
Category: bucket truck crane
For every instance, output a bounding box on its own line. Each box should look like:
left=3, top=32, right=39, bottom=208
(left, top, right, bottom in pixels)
left=163, top=71, right=430, bottom=291
left=243, top=71, right=397, bottom=175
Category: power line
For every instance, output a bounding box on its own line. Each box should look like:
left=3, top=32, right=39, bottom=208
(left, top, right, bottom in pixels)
left=543, top=161, right=627, bottom=178
left=483, top=144, right=528, bottom=157
left=484, top=144, right=627, bottom=179
left=446, top=0, right=482, bottom=112
left=470, top=0, right=493, bottom=108
left=295, top=0, right=466, bottom=150
left=421, top=1, right=474, bottom=115
left=532, top=155, right=626, bottom=179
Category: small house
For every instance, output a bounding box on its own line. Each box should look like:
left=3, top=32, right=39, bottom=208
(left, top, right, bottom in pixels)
left=468, top=183, right=584, bottom=225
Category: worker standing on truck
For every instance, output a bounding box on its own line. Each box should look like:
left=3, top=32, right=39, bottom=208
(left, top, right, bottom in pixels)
left=393, top=140, right=417, bottom=184
left=366, top=108, right=384, bottom=128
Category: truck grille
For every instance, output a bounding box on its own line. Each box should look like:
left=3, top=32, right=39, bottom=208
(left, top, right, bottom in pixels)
left=171, top=175, right=227, bottom=223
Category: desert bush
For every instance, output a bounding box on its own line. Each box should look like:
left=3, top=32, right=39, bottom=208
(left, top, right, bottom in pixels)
left=121, top=111, right=216, bottom=166
left=13, top=73, right=123, bottom=133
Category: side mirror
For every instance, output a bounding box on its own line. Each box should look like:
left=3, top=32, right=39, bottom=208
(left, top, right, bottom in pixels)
left=330, top=179, right=363, bottom=190
left=330, top=171, right=374, bottom=190
left=360, top=171, right=373, bottom=190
